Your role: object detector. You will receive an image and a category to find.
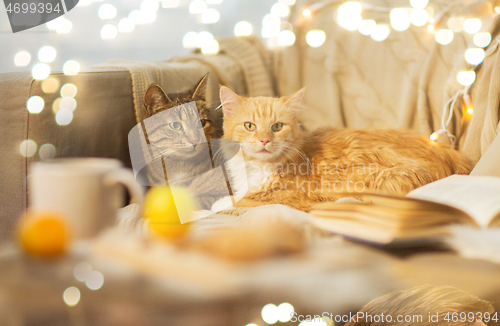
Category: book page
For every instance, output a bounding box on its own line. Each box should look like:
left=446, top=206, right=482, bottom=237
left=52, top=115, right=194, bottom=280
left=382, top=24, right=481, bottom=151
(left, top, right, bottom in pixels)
left=407, top=175, right=500, bottom=228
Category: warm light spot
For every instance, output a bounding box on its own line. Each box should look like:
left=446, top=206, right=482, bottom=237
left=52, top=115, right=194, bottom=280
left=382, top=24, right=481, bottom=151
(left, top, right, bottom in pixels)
left=189, top=0, right=206, bottom=14
left=63, top=60, right=80, bottom=75
left=457, top=70, right=476, bottom=86
left=496, top=6, right=500, bottom=14
left=26, top=96, right=44, bottom=114
left=465, top=48, right=485, bottom=65
left=52, top=98, right=62, bottom=113
left=74, top=262, right=93, bottom=282
left=261, top=304, right=279, bottom=324
left=98, top=4, right=117, bottom=20
left=410, top=0, right=428, bottom=9
left=32, top=63, right=51, bottom=80
left=277, top=30, right=295, bottom=46
left=101, top=24, right=118, bottom=39
left=306, top=30, right=326, bottom=47
left=463, top=18, right=481, bottom=34
left=447, top=16, right=464, bottom=32
left=371, top=24, right=390, bottom=41
left=337, top=2, right=362, bottom=31
left=263, top=13, right=281, bottom=26
left=14, top=51, right=31, bottom=67
left=141, top=0, right=160, bottom=12
left=427, top=24, right=434, bottom=33
left=39, top=143, right=56, bottom=160
left=435, top=29, right=454, bottom=45
left=85, top=271, right=104, bottom=290
left=60, top=83, right=78, bottom=98
left=277, top=302, right=294, bottom=322
left=302, top=9, right=311, bottom=16
left=41, top=77, right=59, bottom=93
left=63, top=287, right=81, bottom=307
left=261, top=25, right=280, bottom=38
left=55, top=108, right=74, bottom=125
left=359, top=19, right=376, bottom=35
left=196, top=31, right=214, bottom=48
left=56, top=18, right=72, bottom=33
left=60, top=97, right=77, bottom=111
left=410, top=9, right=428, bottom=26
left=473, top=32, right=491, bottom=48
left=234, top=21, right=253, bottom=36
left=162, top=0, right=179, bottom=8
left=19, top=139, right=37, bottom=157
left=201, top=8, right=220, bottom=24
left=183, top=32, right=198, bottom=48
left=390, top=8, right=410, bottom=31
left=430, top=133, right=437, bottom=141
left=201, top=39, right=219, bottom=55
left=118, top=18, right=135, bottom=33
left=271, top=3, right=290, bottom=17
left=467, top=108, right=474, bottom=114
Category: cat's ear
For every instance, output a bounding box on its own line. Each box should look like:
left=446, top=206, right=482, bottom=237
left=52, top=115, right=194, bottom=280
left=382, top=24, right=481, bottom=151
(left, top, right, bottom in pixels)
left=144, top=84, right=172, bottom=115
left=192, top=73, right=209, bottom=101
left=284, top=87, right=306, bottom=111
left=220, top=86, right=242, bottom=118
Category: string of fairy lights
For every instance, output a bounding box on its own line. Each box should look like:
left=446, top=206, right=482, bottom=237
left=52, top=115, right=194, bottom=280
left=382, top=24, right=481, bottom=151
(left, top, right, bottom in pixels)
left=14, top=0, right=500, bottom=159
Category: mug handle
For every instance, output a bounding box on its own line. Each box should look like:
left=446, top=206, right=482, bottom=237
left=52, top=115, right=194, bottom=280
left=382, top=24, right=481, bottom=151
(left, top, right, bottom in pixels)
left=104, top=168, right=144, bottom=231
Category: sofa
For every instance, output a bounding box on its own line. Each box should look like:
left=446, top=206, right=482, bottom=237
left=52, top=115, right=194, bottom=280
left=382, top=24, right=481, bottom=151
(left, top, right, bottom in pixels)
left=1, top=0, right=500, bottom=243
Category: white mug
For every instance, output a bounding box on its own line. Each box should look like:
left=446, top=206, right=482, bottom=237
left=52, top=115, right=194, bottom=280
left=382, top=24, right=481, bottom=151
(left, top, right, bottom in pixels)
left=29, top=158, right=144, bottom=238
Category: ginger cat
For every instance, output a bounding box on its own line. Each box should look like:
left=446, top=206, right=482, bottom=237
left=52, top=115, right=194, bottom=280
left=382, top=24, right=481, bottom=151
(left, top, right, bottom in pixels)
left=219, top=87, right=472, bottom=212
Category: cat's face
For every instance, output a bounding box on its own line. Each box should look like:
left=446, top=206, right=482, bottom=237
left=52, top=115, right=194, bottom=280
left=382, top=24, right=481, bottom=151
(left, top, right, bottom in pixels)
left=220, top=87, right=305, bottom=163
left=141, top=74, right=214, bottom=159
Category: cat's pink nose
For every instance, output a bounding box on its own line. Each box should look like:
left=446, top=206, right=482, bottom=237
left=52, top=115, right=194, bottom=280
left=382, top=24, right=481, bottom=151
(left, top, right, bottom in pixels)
left=260, top=139, right=270, bottom=145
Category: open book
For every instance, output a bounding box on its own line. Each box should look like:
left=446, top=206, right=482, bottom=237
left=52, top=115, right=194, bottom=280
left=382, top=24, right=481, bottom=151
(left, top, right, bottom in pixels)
left=310, top=175, right=500, bottom=245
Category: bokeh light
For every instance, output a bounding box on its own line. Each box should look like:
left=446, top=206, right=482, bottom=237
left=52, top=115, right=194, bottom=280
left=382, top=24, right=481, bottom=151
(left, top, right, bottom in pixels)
left=85, top=271, right=104, bottom=290
left=141, top=0, right=160, bottom=12
left=261, top=25, right=280, bottom=38
left=19, top=139, right=37, bottom=157
left=63, top=60, right=80, bottom=75
left=371, top=24, right=390, bottom=41
left=464, top=48, right=485, bottom=65
left=60, top=97, right=77, bottom=111
left=263, top=13, right=281, bottom=26
left=302, top=9, right=311, bottom=16
left=206, top=0, right=222, bottom=3
left=337, top=2, right=362, bottom=31
left=201, top=40, right=219, bottom=54
left=118, top=18, right=135, bottom=33
left=63, top=287, right=80, bottom=307
left=56, top=18, right=72, bottom=33
left=201, top=8, right=220, bottom=24
left=234, top=21, right=253, bottom=36
left=52, top=98, right=62, bottom=113
left=162, top=0, right=180, bottom=8
left=277, top=30, right=295, bottom=46
left=306, top=30, right=326, bottom=47
left=457, top=70, right=476, bottom=86
left=74, top=262, right=93, bottom=282
left=32, top=63, right=51, bottom=80
left=390, top=8, right=410, bottom=31
left=39, top=143, right=56, bottom=160
left=359, top=19, right=376, bottom=35
left=26, top=96, right=44, bottom=114
left=38, top=46, right=57, bottom=63
left=60, top=84, right=78, bottom=98
left=189, top=0, right=206, bottom=14
left=463, top=18, right=481, bottom=34
left=55, top=108, right=74, bottom=125
left=196, top=31, right=214, bottom=47
left=278, top=303, right=294, bottom=322
left=410, top=9, right=428, bottom=26
left=101, top=24, right=118, bottom=39
left=447, top=16, right=464, bottom=32
left=41, top=77, right=60, bottom=93
left=280, top=0, right=295, bottom=4
left=271, top=3, right=290, bottom=17
left=261, top=303, right=279, bottom=324
left=98, top=4, right=117, bottom=20
left=14, top=51, right=31, bottom=67
left=435, top=29, right=454, bottom=45
left=473, top=32, right=491, bottom=48
left=410, top=0, right=428, bottom=9
left=183, top=31, right=198, bottom=48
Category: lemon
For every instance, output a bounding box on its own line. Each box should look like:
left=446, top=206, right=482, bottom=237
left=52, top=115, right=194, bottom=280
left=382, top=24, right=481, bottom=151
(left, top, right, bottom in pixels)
left=18, top=211, right=71, bottom=257
left=144, top=186, right=196, bottom=239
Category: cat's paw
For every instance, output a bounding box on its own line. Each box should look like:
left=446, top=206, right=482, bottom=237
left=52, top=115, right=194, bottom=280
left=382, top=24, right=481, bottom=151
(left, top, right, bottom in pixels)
left=211, top=196, right=234, bottom=212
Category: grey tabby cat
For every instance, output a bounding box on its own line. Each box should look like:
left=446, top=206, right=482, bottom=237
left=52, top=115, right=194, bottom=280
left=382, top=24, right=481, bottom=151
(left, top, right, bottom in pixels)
left=139, top=74, right=229, bottom=210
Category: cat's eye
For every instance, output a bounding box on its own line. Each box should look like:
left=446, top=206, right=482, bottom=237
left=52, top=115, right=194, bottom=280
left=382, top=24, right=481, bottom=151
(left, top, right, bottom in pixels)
left=271, top=123, right=283, bottom=132
left=169, top=122, right=182, bottom=131
left=197, top=119, right=207, bottom=128
left=244, top=122, right=256, bottom=131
